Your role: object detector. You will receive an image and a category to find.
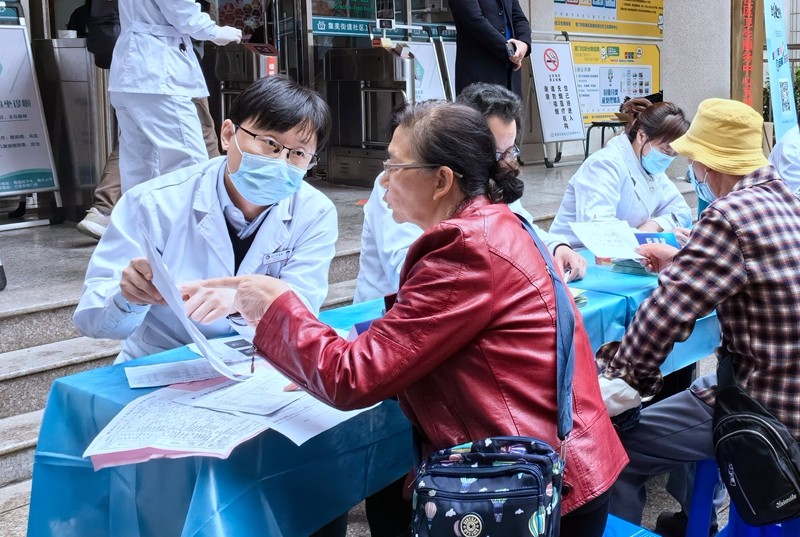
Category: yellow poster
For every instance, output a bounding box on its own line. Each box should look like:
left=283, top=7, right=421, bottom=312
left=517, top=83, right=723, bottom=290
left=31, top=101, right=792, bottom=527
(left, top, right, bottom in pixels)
left=554, top=0, right=664, bottom=39
left=571, top=41, right=660, bottom=124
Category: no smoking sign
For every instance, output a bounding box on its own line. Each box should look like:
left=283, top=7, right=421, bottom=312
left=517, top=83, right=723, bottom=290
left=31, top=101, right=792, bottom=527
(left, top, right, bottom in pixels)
left=544, top=48, right=559, bottom=72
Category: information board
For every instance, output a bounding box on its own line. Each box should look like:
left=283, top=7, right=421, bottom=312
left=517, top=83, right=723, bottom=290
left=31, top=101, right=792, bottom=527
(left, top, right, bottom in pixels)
left=529, top=41, right=584, bottom=143
left=554, top=0, right=664, bottom=39
left=402, top=41, right=456, bottom=102
left=764, top=0, right=797, bottom=140
left=0, top=25, right=58, bottom=196
left=571, top=41, right=660, bottom=124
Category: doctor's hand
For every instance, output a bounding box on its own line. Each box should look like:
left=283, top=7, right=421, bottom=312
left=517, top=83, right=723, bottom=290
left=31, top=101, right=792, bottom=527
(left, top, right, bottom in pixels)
left=673, top=226, right=691, bottom=246
left=636, top=243, right=679, bottom=273
left=211, top=26, right=242, bottom=46
left=637, top=220, right=663, bottom=232
left=553, top=245, right=586, bottom=282
left=179, top=281, right=237, bottom=324
left=120, top=258, right=165, bottom=306
left=201, top=275, right=291, bottom=326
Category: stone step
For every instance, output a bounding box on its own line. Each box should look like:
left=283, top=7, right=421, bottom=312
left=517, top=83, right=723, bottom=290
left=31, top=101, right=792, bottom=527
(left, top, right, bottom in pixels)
left=322, top=279, right=357, bottom=311
left=0, top=411, right=41, bottom=489
left=0, top=337, right=119, bottom=420
left=0, top=479, right=30, bottom=537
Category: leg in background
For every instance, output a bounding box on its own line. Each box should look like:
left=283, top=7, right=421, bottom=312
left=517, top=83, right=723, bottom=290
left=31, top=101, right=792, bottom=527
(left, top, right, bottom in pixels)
left=609, top=375, right=716, bottom=525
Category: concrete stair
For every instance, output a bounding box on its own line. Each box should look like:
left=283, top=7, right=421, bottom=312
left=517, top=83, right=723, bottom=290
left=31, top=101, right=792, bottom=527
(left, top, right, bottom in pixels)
left=0, top=171, right=698, bottom=535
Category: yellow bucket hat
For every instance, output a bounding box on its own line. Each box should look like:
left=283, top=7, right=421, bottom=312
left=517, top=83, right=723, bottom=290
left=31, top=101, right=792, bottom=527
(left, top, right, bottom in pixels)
left=670, top=98, right=769, bottom=176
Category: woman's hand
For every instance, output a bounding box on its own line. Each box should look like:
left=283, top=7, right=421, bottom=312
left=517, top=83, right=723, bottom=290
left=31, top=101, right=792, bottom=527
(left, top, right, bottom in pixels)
left=636, top=243, right=679, bottom=273
left=120, top=258, right=165, bottom=306
left=200, top=275, right=291, bottom=326
left=179, top=280, right=237, bottom=324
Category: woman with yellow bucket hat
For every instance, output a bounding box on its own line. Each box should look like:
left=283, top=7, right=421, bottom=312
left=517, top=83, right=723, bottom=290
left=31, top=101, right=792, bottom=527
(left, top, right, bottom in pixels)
left=594, top=97, right=800, bottom=529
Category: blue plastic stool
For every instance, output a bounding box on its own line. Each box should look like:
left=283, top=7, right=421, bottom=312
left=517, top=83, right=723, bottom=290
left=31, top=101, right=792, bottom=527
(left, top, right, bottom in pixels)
left=687, top=460, right=800, bottom=536
left=603, top=514, right=659, bottom=536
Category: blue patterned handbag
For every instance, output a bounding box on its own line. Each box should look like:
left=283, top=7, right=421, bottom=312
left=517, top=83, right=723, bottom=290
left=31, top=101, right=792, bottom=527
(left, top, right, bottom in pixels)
left=411, top=217, right=576, bottom=537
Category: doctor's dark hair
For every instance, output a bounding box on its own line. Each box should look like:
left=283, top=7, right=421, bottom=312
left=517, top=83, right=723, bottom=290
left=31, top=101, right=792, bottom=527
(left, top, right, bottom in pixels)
left=392, top=100, right=523, bottom=204
left=457, top=82, right=523, bottom=129
left=622, top=98, right=688, bottom=144
left=227, top=75, right=331, bottom=147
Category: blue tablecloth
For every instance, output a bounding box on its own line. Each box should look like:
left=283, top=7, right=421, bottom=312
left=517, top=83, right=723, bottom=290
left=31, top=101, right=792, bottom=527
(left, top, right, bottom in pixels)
left=27, top=343, right=414, bottom=537
left=569, top=251, right=721, bottom=375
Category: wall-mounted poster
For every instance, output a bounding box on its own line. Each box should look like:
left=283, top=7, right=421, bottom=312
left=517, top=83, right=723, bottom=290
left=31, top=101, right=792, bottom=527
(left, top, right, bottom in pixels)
left=571, top=41, right=660, bottom=124
left=554, top=0, right=664, bottom=40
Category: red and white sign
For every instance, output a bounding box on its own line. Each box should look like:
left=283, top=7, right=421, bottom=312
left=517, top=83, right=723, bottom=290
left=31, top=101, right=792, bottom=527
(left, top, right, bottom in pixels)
left=544, top=48, right=559, bottom=72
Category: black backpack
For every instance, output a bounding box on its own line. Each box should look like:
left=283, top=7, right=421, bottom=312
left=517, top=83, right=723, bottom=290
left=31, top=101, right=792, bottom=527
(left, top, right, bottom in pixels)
left=86, top=0, right=120, bottom=69
left=713, top=355, right=800, bottom=525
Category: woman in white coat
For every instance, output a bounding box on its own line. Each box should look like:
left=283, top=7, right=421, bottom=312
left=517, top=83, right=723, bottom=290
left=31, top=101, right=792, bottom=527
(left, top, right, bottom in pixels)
left=110, top=0, right=242, bottom=192
left=74, top=76, right=337, bottom=363
left=549, top=98, right=692, bottom=247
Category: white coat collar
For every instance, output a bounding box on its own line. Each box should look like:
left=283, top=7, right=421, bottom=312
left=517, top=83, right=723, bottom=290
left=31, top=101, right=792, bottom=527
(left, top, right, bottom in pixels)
left=190, top=157, right=295, bottom=275
left=610, top=134, right=662, bottom=207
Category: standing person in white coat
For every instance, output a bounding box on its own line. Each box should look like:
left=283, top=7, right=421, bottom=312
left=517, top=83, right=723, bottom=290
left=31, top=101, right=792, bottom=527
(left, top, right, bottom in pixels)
left=549, top=98, right=693, bottom=247
left=354, top=83, right=587, bottom=304
left=109, top=0, right=242, bottom=192
left=74, top=76, right=337, bottom=363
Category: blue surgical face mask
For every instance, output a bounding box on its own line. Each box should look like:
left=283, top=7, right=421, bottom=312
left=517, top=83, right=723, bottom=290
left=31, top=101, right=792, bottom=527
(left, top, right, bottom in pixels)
left=640, top=142, right=676, bottom=175
left=688, top=164, right=716, bottom=203
left=228, top=134, right=306, bottom=206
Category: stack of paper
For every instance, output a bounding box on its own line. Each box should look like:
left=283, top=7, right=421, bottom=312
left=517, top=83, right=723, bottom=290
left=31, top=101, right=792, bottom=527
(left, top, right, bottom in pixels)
left=84, top=366, right=377, bottom=469
left=570, top=287, right=588, bottom=308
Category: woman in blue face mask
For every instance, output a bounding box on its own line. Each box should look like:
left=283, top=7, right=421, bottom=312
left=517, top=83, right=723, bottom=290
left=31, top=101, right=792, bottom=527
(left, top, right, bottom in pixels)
left=550, top=97, right=694, bottom=248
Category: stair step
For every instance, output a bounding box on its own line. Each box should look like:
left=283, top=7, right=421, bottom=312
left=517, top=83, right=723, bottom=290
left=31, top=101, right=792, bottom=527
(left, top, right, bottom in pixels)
left=322, top=279, right=357, bottom=311
left=0, top=479, right=30, bottom=515
left=328, top=247, right=359, bottom=285
left=0, top=479, right=31, bottom=537
left=0, top=337, right=119, bottom=420
left=0, top=411, right=42, bottom=488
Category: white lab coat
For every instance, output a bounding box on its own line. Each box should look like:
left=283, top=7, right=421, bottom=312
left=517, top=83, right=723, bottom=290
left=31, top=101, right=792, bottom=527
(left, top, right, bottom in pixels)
left=769, top=124, right=800, bottom=193
left=109, top=0, right=219, bottom=97
left=549, top=134, right=692, bottom=247
left=353, top=174, right=568, bottom=303
left=74, top=157, right=338, bottom=362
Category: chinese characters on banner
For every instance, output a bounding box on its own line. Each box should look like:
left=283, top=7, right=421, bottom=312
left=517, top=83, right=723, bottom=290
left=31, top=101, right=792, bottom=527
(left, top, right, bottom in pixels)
left=731, top=0, right=764, bottom=110
left=0, top=26, right=57, bottom=195
left=529, top=42, right=584, bottom=142
left=571, top=42, right=660, bottom=124
left=554, top=0, right=664, bottom=40
left=763, top=0, right=798, bottom=140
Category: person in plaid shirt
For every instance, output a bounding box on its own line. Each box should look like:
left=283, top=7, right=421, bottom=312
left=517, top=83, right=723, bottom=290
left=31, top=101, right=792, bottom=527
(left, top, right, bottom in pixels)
left=595, top=98, right=800, bottom=528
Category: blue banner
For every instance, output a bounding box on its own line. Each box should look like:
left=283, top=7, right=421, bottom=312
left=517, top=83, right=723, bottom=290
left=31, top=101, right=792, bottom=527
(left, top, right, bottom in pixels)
left=764, top=1, right=798, bottom=141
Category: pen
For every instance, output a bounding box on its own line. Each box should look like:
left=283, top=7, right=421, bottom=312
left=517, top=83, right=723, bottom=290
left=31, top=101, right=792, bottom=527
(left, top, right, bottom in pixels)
left=670, top=212, right=680, bottom=227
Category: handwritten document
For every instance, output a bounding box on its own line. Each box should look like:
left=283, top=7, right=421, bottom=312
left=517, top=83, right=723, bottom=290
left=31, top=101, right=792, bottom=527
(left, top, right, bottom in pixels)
left=141, top=230, right=247, bottom=381
left=569, top=221, right=643, bottom=260
left=83, top=385, right=270, bottom=470
left=175, top=368, right=304, bottom=416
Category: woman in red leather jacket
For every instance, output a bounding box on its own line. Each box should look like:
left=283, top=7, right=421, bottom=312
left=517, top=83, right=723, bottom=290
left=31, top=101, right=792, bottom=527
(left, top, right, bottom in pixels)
left=204, top=101, right=627, bottom=536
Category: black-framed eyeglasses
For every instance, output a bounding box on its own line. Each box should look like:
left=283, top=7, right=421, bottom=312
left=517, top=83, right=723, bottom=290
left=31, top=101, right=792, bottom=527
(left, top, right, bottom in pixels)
left=382, top=160, right=463, bottom=178
left=235, top=124, right=319, bottom=170
left=496, top=144, right=521, bottom=161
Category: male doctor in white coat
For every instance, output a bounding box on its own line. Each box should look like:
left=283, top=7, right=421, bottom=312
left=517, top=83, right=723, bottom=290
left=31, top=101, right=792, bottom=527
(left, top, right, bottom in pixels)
left=354, top=82, right=586, bottom=304
left=75, top=76, right=337, bottom=363
left=109, top=0, right=242, bottom=192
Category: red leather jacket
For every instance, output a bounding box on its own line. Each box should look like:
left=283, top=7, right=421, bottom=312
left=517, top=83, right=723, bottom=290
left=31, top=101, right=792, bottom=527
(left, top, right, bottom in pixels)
left=254, top=196, right=627, bottom=513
